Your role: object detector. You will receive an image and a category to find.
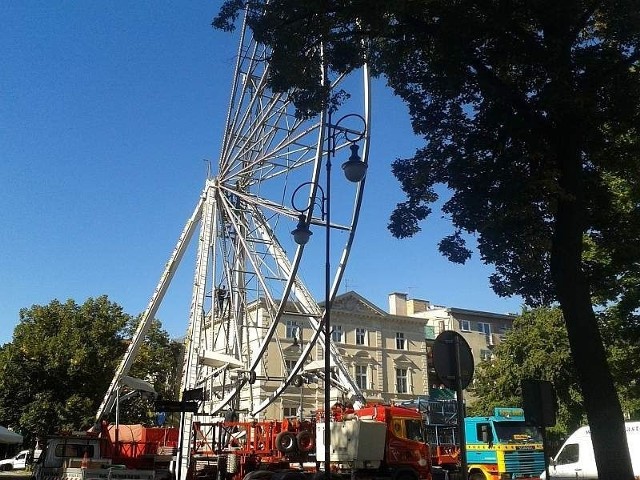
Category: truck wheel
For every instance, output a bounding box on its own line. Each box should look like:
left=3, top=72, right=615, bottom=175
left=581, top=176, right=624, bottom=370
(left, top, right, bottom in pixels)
left=275, top=431, right=297, bottom=454
left=296, top=430, right=314, bottom=452
left=243, top=471, right=274, bottom=480
left=312, top=472, right=339, bottom=480
left=468, top=473, right=486, bottom=480
left=392, top=468, right=418, bottom=480
left=271, top=471, right=305, bottom=480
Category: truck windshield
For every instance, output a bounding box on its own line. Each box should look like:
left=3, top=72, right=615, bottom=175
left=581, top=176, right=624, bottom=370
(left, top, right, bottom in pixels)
left=493, top=423, right=543, bottom=443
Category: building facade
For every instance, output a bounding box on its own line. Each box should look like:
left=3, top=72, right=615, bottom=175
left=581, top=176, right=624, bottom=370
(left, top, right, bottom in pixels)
left=224, top=291, right=516, bottom=420
left=388, top=292, right=516, bottom=395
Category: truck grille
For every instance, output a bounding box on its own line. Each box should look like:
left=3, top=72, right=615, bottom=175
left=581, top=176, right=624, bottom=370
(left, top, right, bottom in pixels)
left=503, top=450, right=545, bottom=476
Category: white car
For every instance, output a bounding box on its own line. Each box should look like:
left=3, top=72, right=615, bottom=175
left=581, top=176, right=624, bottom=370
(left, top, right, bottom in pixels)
left=0, top=450, right=29, bottom=471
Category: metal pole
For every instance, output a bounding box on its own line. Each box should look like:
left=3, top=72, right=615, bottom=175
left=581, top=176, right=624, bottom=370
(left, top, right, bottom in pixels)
left=454, top=336, right=468, bottom=479
left=324, top=119, right=332, bottom=474
left=542, top=426, right=551, bottom=480
left=115, top=386, right=120, bottom=459
left=176, top=410, right=186, bottom=480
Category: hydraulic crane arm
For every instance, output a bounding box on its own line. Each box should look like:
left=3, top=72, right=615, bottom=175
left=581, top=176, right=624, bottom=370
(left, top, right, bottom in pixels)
left=94, top=191, right=207, bottom=425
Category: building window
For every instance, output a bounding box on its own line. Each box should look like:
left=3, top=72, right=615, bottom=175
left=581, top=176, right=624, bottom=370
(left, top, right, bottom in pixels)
left=396, top=368, right=408, bottom=393
left=286, top=320, right=300, bottom=338
left=460, top=319, right=471, bottom=331
left=396, top=332, right=406, bottom=350
left=284, top=359, right=296, bottom=372
left=477, top=322, right=491, bottom=335
left=356, top=327, right=367, bottom=345
left=355, top=365, right=368, bottom=390
left=499, top=323, right=511, bottom=334
left=283, top=406, right=298, bottom=418
left=480, top=349, right=493, bottom=362
left=332, top=325, right=343, bottom=343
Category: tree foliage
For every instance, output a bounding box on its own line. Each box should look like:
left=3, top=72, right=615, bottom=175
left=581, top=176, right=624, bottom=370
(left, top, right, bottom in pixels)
left=214, top=2, right=640, bottom=478
left=0, top=297, right=181, bottom=444
left=599, top=306, right=640, bottom=419
left=471, top=308, right=584, bottom=436
left=472, top=306, right=640, bottom=443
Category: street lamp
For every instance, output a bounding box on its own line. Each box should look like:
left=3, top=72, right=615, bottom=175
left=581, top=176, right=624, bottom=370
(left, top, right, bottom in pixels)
left=291, top=111, right=367, bottom=474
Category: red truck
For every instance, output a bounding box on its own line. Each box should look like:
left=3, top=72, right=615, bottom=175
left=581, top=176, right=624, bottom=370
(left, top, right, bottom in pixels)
left=33, top=422, right=178, bottom=480
left=186, top=404, right=432, bottom=480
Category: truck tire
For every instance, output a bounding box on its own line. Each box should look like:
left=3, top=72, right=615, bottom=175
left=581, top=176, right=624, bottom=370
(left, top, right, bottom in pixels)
left=296, top=430, right=314, bottom=452
left=243, top=471, right=274, bottom=480
left=271, top=471, right=305, bottom=480
left=275, top=431, right=297, bottom=454
left=392, top=468, right=418, bottom=480
left=468, top=473, right=486, bottom=480
left=312, top=472, right=340, bottom=480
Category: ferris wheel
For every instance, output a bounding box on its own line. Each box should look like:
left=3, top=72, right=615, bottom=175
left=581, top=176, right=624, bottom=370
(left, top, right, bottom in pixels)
left=94, top=9, right=371, bottom=480
left=176, top=14, right=371, bottom=420
left=94, top=8, right=370, bottom=476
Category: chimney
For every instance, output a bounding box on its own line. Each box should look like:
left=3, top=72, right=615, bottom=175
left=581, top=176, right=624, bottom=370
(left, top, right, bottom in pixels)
left=389, top=292, right=408, bottom=316
left=408, top=298, right=431, bottom=314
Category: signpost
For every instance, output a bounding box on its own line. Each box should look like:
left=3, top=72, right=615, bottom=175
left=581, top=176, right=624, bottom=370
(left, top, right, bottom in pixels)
left=432, top=331, right=474, bottom=478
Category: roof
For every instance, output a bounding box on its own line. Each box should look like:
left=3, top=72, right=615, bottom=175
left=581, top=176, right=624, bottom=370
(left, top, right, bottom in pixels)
left=0, top=426, right=23, bottom=444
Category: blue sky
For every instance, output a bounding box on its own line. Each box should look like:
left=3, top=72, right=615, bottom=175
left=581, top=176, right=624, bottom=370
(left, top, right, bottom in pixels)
left=1, top=2, right=523, bottom=346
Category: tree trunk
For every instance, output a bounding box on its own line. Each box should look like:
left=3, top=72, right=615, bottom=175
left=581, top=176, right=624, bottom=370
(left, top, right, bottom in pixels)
left=545, top=6, right=634, bottom=475
left=550, top=132, right=634, bottom=480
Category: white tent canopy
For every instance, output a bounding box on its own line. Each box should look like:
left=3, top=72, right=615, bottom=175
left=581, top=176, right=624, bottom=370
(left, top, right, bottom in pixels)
left=0, top=426, right=23, bottom=444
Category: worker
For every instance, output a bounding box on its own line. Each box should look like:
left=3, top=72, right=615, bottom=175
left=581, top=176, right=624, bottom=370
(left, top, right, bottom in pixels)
left=215, top=285, right=228, bottom=314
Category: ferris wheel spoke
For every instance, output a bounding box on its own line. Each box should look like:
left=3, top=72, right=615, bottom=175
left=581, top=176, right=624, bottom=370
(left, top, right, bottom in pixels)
left=222, top=109, right=319, bottom=185
left=217, top=192, right=292, bottom=306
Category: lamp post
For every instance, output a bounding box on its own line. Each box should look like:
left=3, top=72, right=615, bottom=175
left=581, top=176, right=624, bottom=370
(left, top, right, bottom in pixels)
left=291, top=111, right=367, bottom=475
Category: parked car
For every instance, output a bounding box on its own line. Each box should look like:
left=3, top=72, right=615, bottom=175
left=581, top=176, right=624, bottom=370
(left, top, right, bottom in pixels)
left=0, top=450, right=29, bottom=471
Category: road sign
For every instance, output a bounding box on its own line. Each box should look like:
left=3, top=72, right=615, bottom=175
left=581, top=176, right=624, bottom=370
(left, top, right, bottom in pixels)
left=432, top=330, right=474, bottom=390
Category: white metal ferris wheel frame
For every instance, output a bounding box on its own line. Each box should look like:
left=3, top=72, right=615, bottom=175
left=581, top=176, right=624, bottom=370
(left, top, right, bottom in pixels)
left=95, top=8, right=371, bottom=474
left=175, top=17, right=372, bottom=417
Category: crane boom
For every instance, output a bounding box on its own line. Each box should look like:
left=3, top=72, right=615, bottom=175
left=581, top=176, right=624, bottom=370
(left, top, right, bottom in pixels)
left=94, top=192, right=206, bottom=424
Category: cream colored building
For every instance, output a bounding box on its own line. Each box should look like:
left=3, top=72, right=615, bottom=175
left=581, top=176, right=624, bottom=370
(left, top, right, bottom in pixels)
left=233, top=291, right=516, bottom=420
left=388, top=292, right=516, bottom=392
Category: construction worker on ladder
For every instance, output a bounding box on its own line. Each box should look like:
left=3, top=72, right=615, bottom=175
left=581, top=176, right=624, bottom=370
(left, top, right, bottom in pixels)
left=215, top=284, right=228, bottom=316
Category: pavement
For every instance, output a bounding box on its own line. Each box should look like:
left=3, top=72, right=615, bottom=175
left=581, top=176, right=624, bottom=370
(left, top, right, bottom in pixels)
left=0, top=471, right=31, bottom=479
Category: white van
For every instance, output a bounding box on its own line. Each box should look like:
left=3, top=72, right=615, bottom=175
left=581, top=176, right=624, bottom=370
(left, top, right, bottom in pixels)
left=0, top=450, right=29, bottom=471
left=541, top=421, right=640, bottom=479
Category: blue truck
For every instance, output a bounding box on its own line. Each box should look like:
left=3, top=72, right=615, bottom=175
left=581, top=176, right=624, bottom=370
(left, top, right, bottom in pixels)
left=464, top=407, right=545, bottom=480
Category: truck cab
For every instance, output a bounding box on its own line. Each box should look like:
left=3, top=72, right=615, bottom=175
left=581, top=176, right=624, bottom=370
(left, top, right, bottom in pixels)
left=33, top=432, right=103, bottom=480
left=465, top=407, right=544, bottom=480
left=355, top=404, right=432, bottom=480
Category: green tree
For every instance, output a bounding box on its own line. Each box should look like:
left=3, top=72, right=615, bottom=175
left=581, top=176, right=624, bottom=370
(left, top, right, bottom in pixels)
left=0, top=297, right=181, bottom=443
left=599, top=307, right=640, bottom=420
left=116, top=315, right=184, bottom=425
left=472, top=306, right=640, bottom=446
left=214, top=2, right=640, bottom=478
left=471, top=308, right=584, bottom=438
